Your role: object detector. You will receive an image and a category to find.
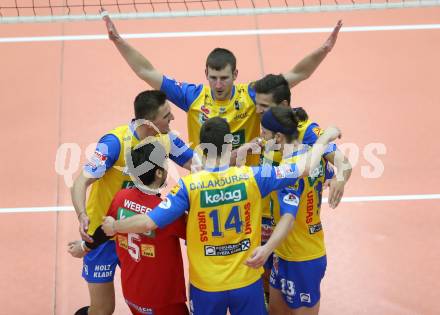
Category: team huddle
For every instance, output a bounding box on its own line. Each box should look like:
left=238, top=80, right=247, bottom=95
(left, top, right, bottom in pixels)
left=67, top=13, right=351, bottom=315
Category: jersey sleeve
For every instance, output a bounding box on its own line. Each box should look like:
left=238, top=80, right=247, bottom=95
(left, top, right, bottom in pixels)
left=160, top=75, right=204, bottom=112
left=248, top=83, right=256, bottom=104
left=323, top=143, right=337, bottom=157
left=168, top=132, right=194, bottom=167
left=277, top=184, right=304, bottom=218
left=252, top=164, right=299, bottom=198
left=302, top=122, right=321, bottom=146
left=147, top=179, right=189, bottom=228
left=325, top=161, right=335, bottom=180
left=84, top=134, right=120, bottom=178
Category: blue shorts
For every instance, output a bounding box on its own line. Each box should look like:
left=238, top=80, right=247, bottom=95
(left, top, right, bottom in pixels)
left=82, top=240, right=119, bottom=283
left=263, top=253, right=273, bottom=271
left=189, top=278, right=267, bottom=315
left=270, top=255, right=327, bottom=308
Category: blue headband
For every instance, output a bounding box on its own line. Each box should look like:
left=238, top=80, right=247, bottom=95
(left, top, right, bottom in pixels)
left=261, top=109, right=297, bottom=135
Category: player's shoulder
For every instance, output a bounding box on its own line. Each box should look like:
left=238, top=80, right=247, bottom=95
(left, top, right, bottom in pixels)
left=107, top=124, right=129, bottom=137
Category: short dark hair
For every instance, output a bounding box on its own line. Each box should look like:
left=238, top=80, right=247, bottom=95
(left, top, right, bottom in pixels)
left=292, top=107, right=309, bottom=122
left=134, top=90, right=167, bottom=120
left=206, top=48, right=237, bottom=71
left=254, top=74, right=291, bottom=106
left=270, top=106, right=299, bottom=142
left=200, top=117, right=231, bottom=157
left=130, top=142, right=167, bottom=186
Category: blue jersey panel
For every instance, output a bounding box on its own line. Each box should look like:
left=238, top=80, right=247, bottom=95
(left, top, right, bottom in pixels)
left=168, top=133, right=194, bottom=167
left=252, top=164, right=299, bottom=198
left=148, top=179, right=189, bottom=228
left=160, top=76, right=203, bottom=112
left=84, top=134, right=120, bottom=178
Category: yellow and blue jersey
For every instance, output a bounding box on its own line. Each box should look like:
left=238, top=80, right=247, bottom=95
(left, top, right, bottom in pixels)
left=161, top=76, right=260, bottom=165
left=273, top=144, right=336, bottom=262
left=148, top=163, right=301, bottom=292
left=84, top=122, right=194, bottom=235
left=260, top=118, right=322, bottom=219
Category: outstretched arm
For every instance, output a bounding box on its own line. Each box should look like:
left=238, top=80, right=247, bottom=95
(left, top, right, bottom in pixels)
left=101, top=10, right=163, bottom=89
left=295, top=126, right=342, bottom=178
left=283, top=20, right=342, bottom=87
left=102, top=214, right=158, bottom=235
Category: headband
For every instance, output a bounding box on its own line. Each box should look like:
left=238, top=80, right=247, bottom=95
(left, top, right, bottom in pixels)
left=261, top=109, right=297, bottom=135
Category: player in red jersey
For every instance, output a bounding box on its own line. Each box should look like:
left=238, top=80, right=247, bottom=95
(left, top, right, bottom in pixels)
left=69, top=141, right=188, bottom=315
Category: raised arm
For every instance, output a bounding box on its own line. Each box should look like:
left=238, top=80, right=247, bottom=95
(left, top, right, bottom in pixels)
left=283, top=20, right=342, bottom=87
left=102, top=10, right=163, bottom=89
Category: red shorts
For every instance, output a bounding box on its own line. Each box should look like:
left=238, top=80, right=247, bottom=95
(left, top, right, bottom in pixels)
left=128, top=302, right=189, bottom=315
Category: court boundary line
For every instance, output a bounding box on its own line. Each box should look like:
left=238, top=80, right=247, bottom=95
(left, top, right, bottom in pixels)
left=1, top=24, right=440, bottom=43
left=1, top=193, right=439, bottom=214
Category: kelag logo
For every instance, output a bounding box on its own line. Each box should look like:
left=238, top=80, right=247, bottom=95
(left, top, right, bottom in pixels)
left=231, top=130, right=245, bottom=148
left=201, top=183, right=247, bottom=208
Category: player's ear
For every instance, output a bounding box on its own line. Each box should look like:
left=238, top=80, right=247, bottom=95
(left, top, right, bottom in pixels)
left=205, top=68, right=209, bottom=79
left=275, top=132, right=284, bottom=144
left=155, top=168, right=164, bottom=180
left=280, top=100, right=289, bottom=107
left=233, top=69, right=238, bottom=80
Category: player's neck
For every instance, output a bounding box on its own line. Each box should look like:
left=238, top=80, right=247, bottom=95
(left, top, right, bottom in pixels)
left=136, top=126, right=160, bottom=139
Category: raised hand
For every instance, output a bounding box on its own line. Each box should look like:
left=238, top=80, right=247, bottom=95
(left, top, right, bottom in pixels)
left=100, top=8, right=121, bottom=41
left=322, top=20, right=343, bottom=53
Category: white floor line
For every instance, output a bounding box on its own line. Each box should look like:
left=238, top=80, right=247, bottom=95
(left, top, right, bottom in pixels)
left=1, top=24, right=440, bottom=43
left=1, top=193, right=439, bottom=214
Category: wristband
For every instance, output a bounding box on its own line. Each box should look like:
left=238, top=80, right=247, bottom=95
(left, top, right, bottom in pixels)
left=81, top=241, right=91, bottom=253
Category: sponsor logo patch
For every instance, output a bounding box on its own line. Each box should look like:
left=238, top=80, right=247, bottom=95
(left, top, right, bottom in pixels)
left=200, top=183, right=247, bottom=208
left=231, top=129, right=245, bottom=148
left=275, top=164, right=297, bottom=179
left=300, top=293, right=311, bottom=303
left=234, top=112, right=248, bottom=120
left=87, top=150, right=107, bottom=170
left=118, top=235, right=128, bottom=249
left=141, top=244, right=155, bottom=257
left=199, top=113, right=208, bottom=124
left=312, top=127, right=323, bottom=136
left=201, top=105, right=210, bottom=115
left=121, top=180, right=134, bottom=189
left=159, top=198, right=171, bottom=209
left=204, top=238, right=251, bottom=256
left=170, top=184, right=180, bottom=196
left=283, top=193, right=299, bottom=206
left=308, top=222, right=322, bottom=234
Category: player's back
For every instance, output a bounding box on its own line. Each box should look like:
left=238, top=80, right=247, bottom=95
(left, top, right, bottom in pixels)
left=180, top=166, right=264, bottom=292
left=108, top=188, right=187, bottom=308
